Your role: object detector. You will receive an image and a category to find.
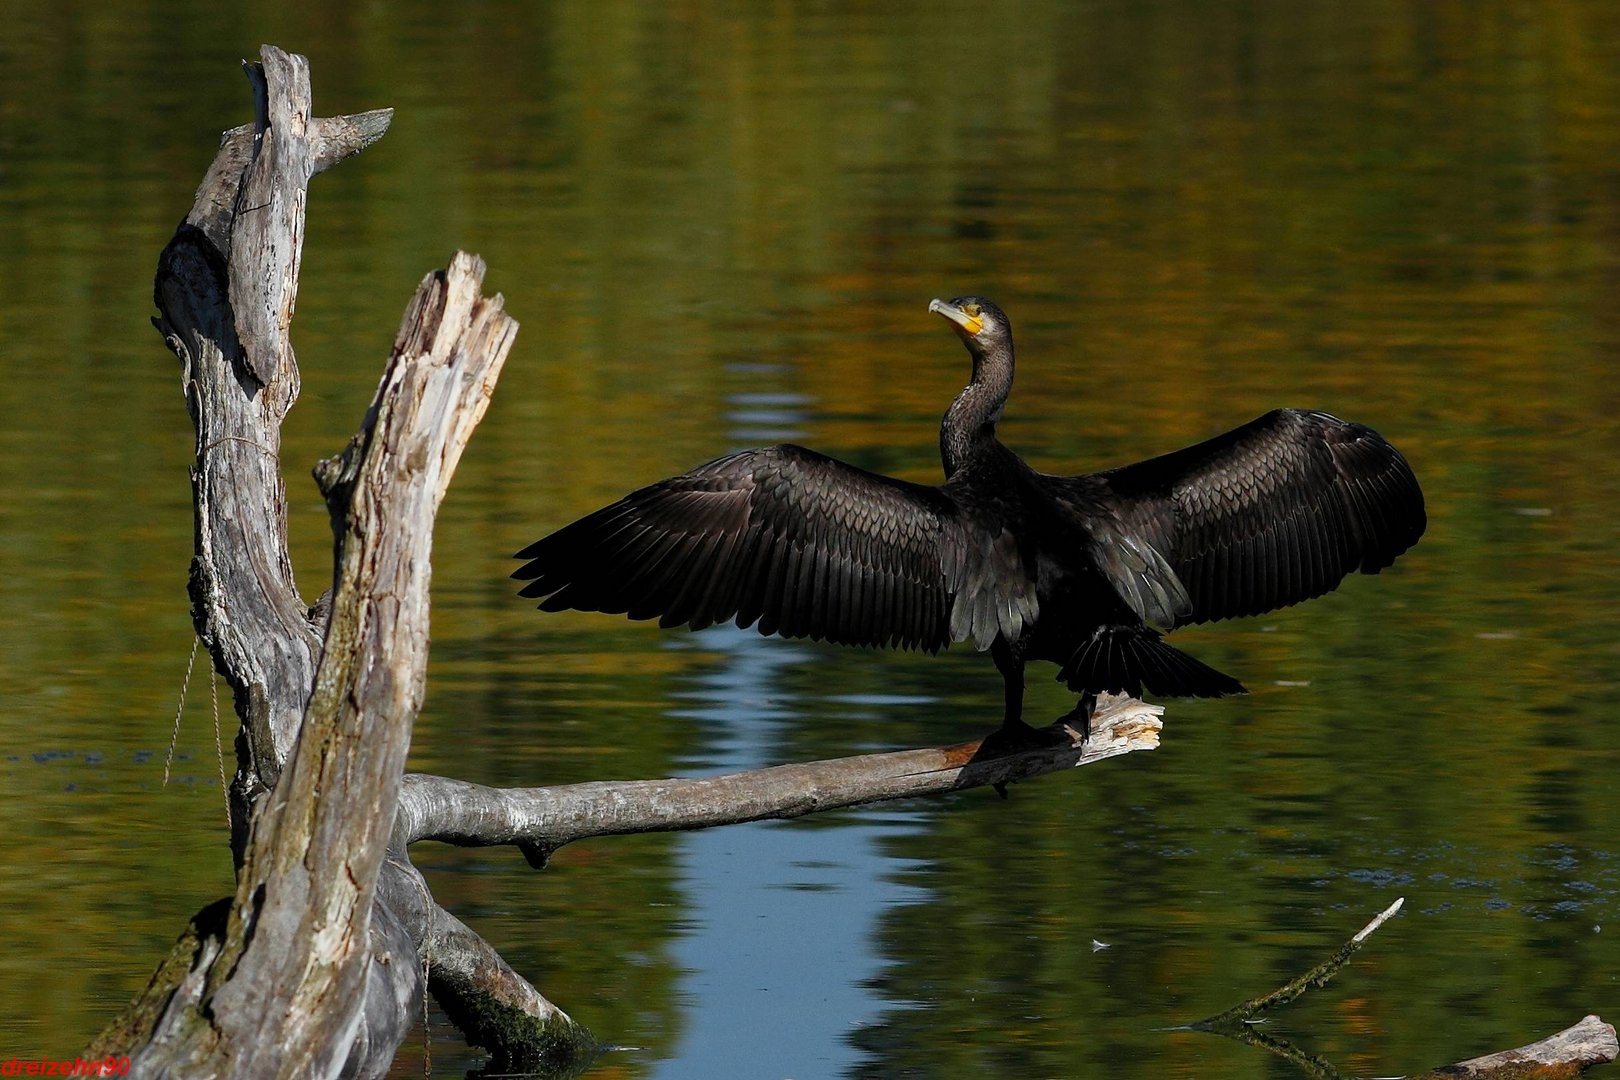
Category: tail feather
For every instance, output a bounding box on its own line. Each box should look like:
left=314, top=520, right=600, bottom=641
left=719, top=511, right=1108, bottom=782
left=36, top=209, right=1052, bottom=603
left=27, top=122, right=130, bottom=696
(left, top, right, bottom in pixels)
left=1059, top=625, right=1246, bottom=699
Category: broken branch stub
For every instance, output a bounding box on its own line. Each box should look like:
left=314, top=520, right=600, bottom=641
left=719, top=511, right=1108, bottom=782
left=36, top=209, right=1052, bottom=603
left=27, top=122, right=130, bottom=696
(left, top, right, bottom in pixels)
left=189, top=253, right=519, bottom=1077
left=1416, top=1014, right=1619, bottom=1079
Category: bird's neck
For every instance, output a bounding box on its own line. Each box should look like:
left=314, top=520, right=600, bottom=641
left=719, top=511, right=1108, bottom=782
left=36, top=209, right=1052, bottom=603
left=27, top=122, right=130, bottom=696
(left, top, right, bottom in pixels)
left=940, top=343, right=1013, bottom=478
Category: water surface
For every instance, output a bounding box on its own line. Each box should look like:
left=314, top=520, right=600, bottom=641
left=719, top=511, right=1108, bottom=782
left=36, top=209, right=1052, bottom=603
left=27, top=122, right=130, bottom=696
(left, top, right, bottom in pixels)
left=3, top=2, right=1619, bottom=1077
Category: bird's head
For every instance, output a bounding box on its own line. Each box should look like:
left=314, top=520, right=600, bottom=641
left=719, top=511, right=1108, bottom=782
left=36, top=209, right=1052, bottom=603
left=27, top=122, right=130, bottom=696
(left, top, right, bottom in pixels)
left=928, top=296, right=1012, bottom=355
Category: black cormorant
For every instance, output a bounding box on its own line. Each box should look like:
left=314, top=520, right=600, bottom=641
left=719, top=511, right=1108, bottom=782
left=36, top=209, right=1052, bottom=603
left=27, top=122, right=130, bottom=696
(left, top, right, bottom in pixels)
left=514, top=297, right=1425, bottom=743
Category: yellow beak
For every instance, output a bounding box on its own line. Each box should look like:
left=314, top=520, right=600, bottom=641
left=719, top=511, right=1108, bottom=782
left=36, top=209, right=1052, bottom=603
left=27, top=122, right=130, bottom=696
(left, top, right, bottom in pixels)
left=929, top=298, right=984, bottom=337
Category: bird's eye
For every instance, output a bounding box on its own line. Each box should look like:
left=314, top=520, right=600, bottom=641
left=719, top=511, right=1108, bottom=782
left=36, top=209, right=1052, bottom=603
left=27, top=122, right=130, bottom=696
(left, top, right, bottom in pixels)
left=963, top=303, right=980, bottom=316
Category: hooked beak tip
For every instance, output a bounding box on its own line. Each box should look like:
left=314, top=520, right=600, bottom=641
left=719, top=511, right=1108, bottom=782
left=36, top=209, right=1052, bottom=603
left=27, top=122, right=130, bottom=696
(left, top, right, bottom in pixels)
left=930, top=297, right=983, bottom=336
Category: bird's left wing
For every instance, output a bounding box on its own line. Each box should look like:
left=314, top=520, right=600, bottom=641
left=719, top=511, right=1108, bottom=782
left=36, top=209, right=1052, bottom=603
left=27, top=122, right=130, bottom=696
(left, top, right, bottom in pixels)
left=513, top=444, right=968, bottom=651
left=1068, top=408, right=1426, bottom=627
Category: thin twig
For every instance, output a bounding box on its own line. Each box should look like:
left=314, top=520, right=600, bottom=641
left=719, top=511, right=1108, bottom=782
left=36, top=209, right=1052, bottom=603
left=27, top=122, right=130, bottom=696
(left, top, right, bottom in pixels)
left=163, top=637, right=200, bottom=786
left=210, top=664, right=228, bottom=828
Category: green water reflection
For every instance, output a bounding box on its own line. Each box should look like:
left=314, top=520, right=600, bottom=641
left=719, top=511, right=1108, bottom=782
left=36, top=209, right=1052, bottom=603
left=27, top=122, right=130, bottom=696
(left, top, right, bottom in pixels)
left=2, top=1, right=1618, bottom=1076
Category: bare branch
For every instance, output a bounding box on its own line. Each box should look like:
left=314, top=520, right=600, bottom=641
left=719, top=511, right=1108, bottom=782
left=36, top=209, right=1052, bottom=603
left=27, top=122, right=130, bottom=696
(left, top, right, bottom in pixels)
left=397, top=695, right=1163, bottom=865
left=311, top=109, right=395, bottom=174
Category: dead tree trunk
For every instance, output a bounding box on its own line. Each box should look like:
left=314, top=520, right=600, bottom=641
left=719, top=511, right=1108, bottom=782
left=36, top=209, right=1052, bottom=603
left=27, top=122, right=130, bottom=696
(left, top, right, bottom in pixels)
left=85, top=46, right=584, bottom=1077
left=90, top=45, right=1161, bottom=1077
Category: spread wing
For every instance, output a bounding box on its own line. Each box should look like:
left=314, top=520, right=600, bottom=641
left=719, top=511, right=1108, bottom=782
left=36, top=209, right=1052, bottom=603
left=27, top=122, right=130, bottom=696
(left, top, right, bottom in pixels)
left=514, top=444, right=1026, bottom=651
left=1074, top=408, right=1425, bottom=626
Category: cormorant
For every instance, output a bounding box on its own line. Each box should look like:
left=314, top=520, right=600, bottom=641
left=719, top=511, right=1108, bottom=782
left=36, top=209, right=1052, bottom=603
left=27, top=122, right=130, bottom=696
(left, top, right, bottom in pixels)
left=514, top=297, right=1425, bottom=744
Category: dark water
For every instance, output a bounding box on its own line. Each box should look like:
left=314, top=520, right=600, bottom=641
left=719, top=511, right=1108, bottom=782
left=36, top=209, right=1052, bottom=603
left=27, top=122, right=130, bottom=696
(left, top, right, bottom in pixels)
left=3, top=2, right=1620, bottom=1076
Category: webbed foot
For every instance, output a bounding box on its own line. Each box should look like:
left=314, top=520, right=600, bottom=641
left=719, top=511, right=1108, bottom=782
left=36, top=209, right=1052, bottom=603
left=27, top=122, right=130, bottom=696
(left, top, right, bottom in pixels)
left=1055, top=692, right=1098, bottom=744
left=978, top=717, right=1080, bottom=758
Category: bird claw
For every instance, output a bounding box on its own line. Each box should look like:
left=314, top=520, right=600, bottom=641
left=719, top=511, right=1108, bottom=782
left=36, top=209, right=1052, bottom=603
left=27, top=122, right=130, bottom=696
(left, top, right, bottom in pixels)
left=1054, top=720, right=1087, bottom=746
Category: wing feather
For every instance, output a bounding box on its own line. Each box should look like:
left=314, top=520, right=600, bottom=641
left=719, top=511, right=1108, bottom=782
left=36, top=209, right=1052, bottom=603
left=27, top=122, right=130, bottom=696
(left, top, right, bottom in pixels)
left=515, top=444, right=967, bottom=651
left=1078, top=408, right=1425, bottom=626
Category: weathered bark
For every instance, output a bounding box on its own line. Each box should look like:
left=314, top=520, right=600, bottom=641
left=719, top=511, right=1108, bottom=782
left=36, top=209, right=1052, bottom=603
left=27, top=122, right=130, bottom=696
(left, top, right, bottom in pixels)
left=155, top=249, right=513, bottom=1077
left=158, top=54, right=394, bottom=862
left=395, top=694, right=1164, bottom=867
left=95, top=46, right=587, bottom=1077
left=1418, top=1015, right=1618, bottom=1078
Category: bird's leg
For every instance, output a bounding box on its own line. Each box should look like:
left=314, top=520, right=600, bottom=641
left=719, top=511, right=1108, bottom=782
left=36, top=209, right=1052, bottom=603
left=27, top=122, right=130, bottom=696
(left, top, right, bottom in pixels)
left=993, top=637, right=1027, bottom=733
left=979, top=639, right=1072, bottom=756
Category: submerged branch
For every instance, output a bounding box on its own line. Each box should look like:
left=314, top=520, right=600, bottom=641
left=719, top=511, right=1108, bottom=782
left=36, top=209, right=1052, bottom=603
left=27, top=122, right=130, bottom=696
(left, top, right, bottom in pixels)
left=1192, top=900, right=1615, bottom=1079
left=396, top=694, right=1162, bottom=866
left=376, top=853, right=594, bottom=1071
left=1196, top=896, right=1405, bottom=1029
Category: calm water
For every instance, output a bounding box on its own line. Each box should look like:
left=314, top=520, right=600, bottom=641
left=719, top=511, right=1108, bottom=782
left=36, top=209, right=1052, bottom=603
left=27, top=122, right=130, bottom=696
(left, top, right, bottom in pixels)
left=3, top=2, right=1620, bottom=1077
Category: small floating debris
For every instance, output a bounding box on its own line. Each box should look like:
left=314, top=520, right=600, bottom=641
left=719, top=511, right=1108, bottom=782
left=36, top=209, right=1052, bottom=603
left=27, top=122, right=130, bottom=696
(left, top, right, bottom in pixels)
left=1091, top=939, right=1111, bottom=952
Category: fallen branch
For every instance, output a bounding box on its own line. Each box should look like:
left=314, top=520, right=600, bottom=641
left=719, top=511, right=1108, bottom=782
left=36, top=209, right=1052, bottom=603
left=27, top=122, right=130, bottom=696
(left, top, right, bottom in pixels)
left=1416, top=1014, right=1619, bottom=1079
left=395, top=694, right=1164, bottom=866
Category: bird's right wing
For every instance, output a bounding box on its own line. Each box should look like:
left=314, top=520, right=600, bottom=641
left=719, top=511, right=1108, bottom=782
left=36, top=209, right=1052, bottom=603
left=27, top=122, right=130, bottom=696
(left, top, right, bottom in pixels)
left=514, top=444, right=982, bottom=651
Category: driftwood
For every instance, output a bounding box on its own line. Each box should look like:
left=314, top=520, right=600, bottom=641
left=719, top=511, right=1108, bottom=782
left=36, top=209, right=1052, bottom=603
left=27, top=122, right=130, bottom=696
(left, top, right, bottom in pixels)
left=1192, top=900, right=1616, bottom=1080
left=1418, top=1015, right=1619, bottom=1078
left=89, top=46, right=1166, bottom=1076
